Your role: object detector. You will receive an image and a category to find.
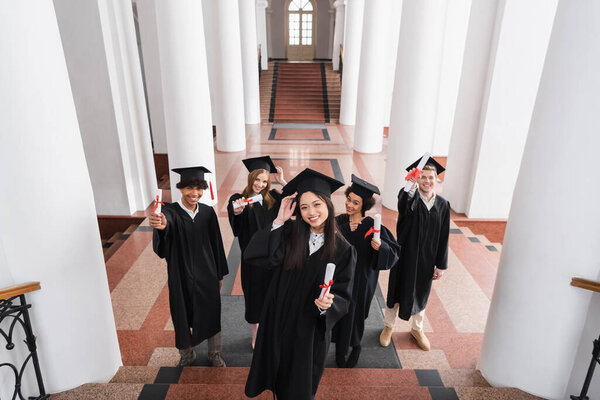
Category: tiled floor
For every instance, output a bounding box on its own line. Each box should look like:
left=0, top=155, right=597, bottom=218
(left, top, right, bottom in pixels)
left=90, top=121, right=528, bottom=399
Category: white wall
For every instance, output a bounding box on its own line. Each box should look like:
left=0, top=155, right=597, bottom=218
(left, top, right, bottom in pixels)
left=0, top=2, right=121, bottom=396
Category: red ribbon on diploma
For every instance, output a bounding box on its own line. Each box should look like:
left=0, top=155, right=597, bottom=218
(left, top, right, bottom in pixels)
left=364, top=227, right=381, bottom=239
left=319, top=279, right=334, bottom=299
left=209, top=181, right=215, bottom=200
left=405, top=168, right=423, bottom=181
left=153, top=195, right=165, bottom=213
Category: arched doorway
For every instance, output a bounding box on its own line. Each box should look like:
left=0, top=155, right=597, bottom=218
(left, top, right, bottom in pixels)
left=285, top=0, right=316, bottom=61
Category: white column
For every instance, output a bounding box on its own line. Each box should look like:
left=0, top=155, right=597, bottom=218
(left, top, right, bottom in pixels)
left=256, top=0, right=269, bottom=70
left=443, top=0, right=558, bottom=218
left=382, top=0, right=448, bottom=209
left=136, top=0, right=169, bottom=154
left=353, top=0, right=392, bottom=153
left=111, top=0, right=158, bottom=210
left=154, top=0, right=218, bottom=206
left=431, top=0, right=471, bottom=155
left=0, top=2, right=121, bottom=396
left=239, top=0, right=261, bottom=124
left=331, top=0, right=345, bottom=70
left=54, top=0, right=157, bottom=215
left=338, top=0, right=364, bottom=125
left=479, top=2, right=600, bottom=398
left=212, top=0, right=247, bottom=152
left=382, top=0, right=403, bottom=127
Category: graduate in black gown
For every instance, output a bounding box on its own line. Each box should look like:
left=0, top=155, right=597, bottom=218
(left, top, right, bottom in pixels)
left=380, top=158, right=450, bottom=352
left=331, top=175, right=400, bottom=368
left=149, top=166, right=229, bottom=367
left=226, top=156, right=286, bottom=348
left=244, top=169, right=357, bottom=400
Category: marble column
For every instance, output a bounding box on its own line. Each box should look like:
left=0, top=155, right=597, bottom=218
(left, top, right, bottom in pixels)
left=479, top=2, right=600, bottom=397
left=443, top=0, right=558, bottom=218
left=353, top=0, right=392, bottom=153
left=256, top=0, right=269, bottom=70
left=212, top=0, right=247, bottom=152
left=154, top=0, right=218, bottom=205
left=0, top=2, right=121, bottom=395
left=331, top=0, right=345, bottom=70
left=239, top=0, right=261, bottom=124
left=54, top=0, right=157, bottom=215
left=382, top=0, right=448, bottom=209
left=338, top=0, right=364, bottom=125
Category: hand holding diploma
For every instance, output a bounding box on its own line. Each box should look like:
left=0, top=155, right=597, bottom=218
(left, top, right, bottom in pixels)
left=404, top=152, right=431, bottom=192
left=315, top=263, right=335, bottom=313
left=233, top=193, right=263, bottom=209
left=153, top=189, right=164, bottom=214
left=149, top=212, right=167, bottom=230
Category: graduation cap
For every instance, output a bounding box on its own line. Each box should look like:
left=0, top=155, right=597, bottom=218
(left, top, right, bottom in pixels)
left=282, top=168, right=343, bottom=197
left=242, top=156, right=277, bottom=173
left=405, top=156, right=446, bottom=175
left=349, top=174, right=380, bottom=200
left=171, top=166, right=211, bottom=183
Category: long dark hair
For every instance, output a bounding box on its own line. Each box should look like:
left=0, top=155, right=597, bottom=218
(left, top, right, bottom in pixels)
left=284, top=191, right=339, bottom=270
left=242, top=168, right=275, bottom=209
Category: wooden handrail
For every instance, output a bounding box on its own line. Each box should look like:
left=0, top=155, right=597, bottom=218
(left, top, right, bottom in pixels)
left=571, top=277, right=600, bottom=294
left=0, top=282, right=41, bottom=300
left=339, top=44, right=343, bottom=64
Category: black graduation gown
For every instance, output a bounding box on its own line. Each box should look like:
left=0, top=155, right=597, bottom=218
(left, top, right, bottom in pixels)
left=153, top=202, right=229, bottom=349
left=386, top=189, right=450, bottom=320
left=243, top=222, right=356, bottom=400
left=331, top=215, right=400, bottom=353
left=227, top=190, right=281, bottom=323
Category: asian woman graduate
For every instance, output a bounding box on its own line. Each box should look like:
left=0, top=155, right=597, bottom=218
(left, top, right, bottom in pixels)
left=243, top=168, right=357, bottom=400
left=331, top=175, right=400, bottom=368
left=226, top=156, right=286, bottom=348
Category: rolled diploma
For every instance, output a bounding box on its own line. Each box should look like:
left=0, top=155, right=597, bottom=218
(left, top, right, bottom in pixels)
left=233, top=193, right=263, bottom=209
left=154, top=189, right=163, bottom=214
left=319, top=263, right=336, bottom=299
left=373, top=214, right=381, bottom=241
left=404, top=152, right=432, bottom=192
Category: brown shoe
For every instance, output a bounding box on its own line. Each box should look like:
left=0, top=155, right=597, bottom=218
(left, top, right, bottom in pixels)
left=208, top=351, right=226, bottom=367
left=410, top=329, right=430, bottom=351
left=177, top=347, right=196, bottom=366
left=379, top=326, right=393, bottom=347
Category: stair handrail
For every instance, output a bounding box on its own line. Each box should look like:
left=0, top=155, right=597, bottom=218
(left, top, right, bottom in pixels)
left=571, top=277, right=600, bottom=293
left=570, top=276, right=600, bottom=400
left=0, top=281, right=41, bottom=300
left=0, top=281, right=48, bottom=399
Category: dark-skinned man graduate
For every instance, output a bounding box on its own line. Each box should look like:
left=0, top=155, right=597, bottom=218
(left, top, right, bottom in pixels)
left=149, top=166, right=228, bottom=367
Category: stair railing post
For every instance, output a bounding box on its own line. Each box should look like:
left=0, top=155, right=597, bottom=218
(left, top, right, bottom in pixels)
left=570, top=333, right=600, bottom=400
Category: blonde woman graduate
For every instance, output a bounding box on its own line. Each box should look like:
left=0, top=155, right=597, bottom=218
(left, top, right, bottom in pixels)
left=226, top=156, right=286, bottom=348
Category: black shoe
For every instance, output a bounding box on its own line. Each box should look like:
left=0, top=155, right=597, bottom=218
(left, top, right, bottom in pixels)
left=345, top=345, right=361, bottom=368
